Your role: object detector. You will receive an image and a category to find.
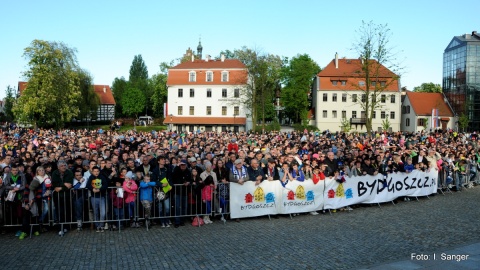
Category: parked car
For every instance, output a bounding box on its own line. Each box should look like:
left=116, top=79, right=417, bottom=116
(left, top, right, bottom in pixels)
left=136, top=116, right=153, bottom=126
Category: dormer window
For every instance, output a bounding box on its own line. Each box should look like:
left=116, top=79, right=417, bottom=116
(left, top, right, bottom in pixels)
left=189, top=71, right=196, bottom=82
left=206, top=71, right=213, bottom=82
left=221, top=71, right=229, bottom=82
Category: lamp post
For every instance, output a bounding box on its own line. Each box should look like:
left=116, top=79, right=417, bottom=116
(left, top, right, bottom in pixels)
left=233, top=113, right=236, bottom=132
left=169, top=114, right=173, bottom=132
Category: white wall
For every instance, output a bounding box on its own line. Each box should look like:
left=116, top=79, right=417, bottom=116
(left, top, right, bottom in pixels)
left=313, top=89, right=401, bottom=132
left=168, top=85, right=246, bottom=117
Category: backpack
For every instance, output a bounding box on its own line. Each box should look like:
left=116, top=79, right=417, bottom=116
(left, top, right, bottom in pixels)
left=191, top=216, right=205, bottom=227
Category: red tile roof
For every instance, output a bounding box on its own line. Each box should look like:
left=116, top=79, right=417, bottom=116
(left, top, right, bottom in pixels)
left=170, top=59, right=245, bottom=70
left=17, top=82, right=115, bottom=105
left=406, top=92, right=454, bottom=117
left=93, top=85, right=116, bottom=105
left=319, top=59, right=397, bottom=78
left=163, top=116, right=246, bottom=125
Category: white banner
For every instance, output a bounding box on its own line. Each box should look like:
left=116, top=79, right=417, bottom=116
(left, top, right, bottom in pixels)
left=281, top=180, right=325, bottom=214
left=230, top=180, right=282, bottom=219
left=230, top=170, right=438, bottom=218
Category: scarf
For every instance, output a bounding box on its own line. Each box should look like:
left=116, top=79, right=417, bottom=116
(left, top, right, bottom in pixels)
left=36, top=175, right=47, bottom=184
left=231, top=166, right=247, bottom=180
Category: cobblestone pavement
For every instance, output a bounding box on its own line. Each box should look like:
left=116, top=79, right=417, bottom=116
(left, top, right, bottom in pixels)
left=1, top=187, right=479, bottom=270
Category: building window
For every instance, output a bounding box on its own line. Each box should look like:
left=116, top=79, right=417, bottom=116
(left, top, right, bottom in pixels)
left=390, top=111, right=395, bottom=119
left=332, top=93, right=337, bottom=102
left=381, top=111, right=386, bottom=119
left=178, top=88, right=183, bottom=98
left=406, top=118, right=410, bottom=127
left=222, top=89, right=227, bottom=98
left=234, top=106, right=239, bottom=116
left=342, top=111, right=346, bottom=118
left=189, top=71, right=196, bottom=82
left=372, top=81, right=377, bottom=87
left=359, top=81, right=365, bottom=87
left=352, top=94, right=357, bottom=102
left=380, top=81, right=386, bottom=87
left=206, top=71, right=213, bottom=82
left=190, top=88, right=194, bottom=97
left=178, top=106, right=183, bottom=115
left=189, top=106, right=194, bottom=115
left=373, top=111, right=376, bottom=119
left=390, top=94, right=395, bottom=103
left=407, top=105, right=410, bottom=113
left=207, top=88, right=212, bottom=98
left=352, top=111, right=357, bottom=118
left=342, top=94, right=347, bottom=102
left=206, top=106, right=211, bottom=115
left=221, top=71, right=229, bottom=82
left=332, top=80, right=338, bottom=85
left=332, top=110, right=337, bottom=118
left=381, top=94, right=386, bottom=103
left=361, top=94, right=366, bottom=102
left=234, top=88, right=240, bottom=98
left=323, top=110, right=327, bottom=118
left=341, top=80, right=346, bottom=85
left=371, top=94, right=376, bottom=103
left=222, top=106, right=227, bottom=116
left=418, top=118, right=425, bottom=126
left=323, top=93, right=327, bottom=102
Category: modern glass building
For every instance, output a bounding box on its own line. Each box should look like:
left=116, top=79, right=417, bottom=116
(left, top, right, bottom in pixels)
left=443, top=31, right=480, bottom=131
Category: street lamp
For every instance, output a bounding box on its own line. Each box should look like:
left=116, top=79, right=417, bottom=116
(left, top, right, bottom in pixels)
left=169, top=114, right=173, bottom=132
left=233, top=113, right=236, bottom=133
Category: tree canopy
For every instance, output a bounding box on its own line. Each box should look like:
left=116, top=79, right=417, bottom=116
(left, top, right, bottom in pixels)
left=281, top=54, right=320, bottom=124
left=413, top=82, right=442, bottom=93
left=14, top=40, right=82, bottom=128
left=121, top=87, right=146, bottom=118
left=3, top=85, right=15, bottom=122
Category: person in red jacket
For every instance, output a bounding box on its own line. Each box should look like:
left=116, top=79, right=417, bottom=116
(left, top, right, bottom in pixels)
left=227, top=139, right=239, bottom=154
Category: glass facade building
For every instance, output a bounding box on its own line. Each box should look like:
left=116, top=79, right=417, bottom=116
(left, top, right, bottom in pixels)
left=443, top=31, right=480, bottom=131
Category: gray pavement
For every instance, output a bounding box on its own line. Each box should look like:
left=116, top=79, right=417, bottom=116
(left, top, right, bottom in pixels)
left=1, top=186, right=480, bottom=269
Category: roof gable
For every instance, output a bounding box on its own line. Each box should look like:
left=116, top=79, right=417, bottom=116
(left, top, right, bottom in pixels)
left=405, top=92, right=454, bottom=117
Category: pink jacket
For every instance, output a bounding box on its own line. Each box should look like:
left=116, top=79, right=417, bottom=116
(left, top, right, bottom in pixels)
left=122, top=179, right=138, bottom=204
left=201, top=185, right=214, bottom=202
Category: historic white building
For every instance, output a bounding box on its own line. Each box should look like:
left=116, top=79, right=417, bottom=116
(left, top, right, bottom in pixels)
left=312, top=54, right=402, bottom=132
left=164, top=46, right=247, bottom=132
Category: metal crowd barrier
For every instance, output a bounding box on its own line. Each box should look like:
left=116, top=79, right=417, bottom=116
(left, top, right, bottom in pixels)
left=0, top=182, right=231, bottom=237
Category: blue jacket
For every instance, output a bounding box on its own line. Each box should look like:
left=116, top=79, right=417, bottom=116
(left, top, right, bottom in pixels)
left=139, top=181, right=156, bottom=202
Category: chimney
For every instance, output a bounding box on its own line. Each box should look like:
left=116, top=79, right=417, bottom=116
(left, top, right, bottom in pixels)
left=206, top=55, right=210, bottom=62
left=103, top=86, right=106, bottom=93
left=221, top=54, right=225, bottom=62
left=191, top=54, right=194, bottom=62
left=335, top=52, right=338, bottom=69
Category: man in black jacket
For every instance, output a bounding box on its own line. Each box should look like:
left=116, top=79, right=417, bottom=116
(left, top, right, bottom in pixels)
left=263, top=158, right=280, bottom=181
left=171, top=161, right=191, bottom=228
left=324, top=152, right=338, bottom=177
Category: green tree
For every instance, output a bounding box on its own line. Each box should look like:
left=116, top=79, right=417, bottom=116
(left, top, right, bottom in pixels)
left=14, top=40, right=81, bottom=128
left=149, top=61, right=173, bottom=117
left=129, top=55, right=151, bottom=115
left=351, top=21, right=402, bottom=137
left=413, top=82, right=442, bottom=93
left=76, top=69, right=100, bottom=120
left=112, top=76, right=128, bottom=117
left=122, top=87, right=146, bottom=118
left=382, top=115, right=391, bottom=131
left=230, top=47, right=283, bottom=130
left=458, top=113, right=469, bottom=132
left=281, top=54, right=320, bottom=123
left=3, top=85, right=16, bottom=121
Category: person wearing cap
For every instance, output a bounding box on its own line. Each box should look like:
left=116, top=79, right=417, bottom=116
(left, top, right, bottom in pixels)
left=228, top=138, right=239, bottom=154
left=51, top=160, right=74, bottom=236
left=188, top=156, right=204, bottom=175
left=263, top=158, right=280, bottom=181
left=171, top=160, right=191, bottom=228
left=229, top=159, right=248, bottom=185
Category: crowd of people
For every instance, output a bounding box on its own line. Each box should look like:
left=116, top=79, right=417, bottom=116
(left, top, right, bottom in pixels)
left=0, top=125, right=479, bottom=239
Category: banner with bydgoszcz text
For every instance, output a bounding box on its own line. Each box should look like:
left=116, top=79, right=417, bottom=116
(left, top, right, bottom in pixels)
left=230, top=170, right=438, bottom=219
